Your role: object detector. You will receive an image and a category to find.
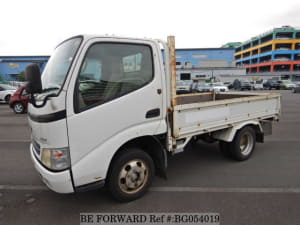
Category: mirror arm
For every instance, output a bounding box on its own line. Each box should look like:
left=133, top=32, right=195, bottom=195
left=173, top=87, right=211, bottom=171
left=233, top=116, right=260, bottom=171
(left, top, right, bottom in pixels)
left=29, top=93, right=56, bottom=108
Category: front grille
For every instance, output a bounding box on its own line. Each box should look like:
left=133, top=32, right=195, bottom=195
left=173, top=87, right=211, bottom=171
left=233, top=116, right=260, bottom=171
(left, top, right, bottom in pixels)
left=32, top=140, right=41, bottom=155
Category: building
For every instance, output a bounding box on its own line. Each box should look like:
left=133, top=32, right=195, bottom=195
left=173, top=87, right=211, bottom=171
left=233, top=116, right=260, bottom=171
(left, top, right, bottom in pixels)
left=234, top=26, right=300, bottom=79
left=1, top=47, right=241, bottom=84
left=175, top=48, right=235, bottom=69
left=175, top=48, right=245, bottom=81
left=0, top=56, right=49, bottom=82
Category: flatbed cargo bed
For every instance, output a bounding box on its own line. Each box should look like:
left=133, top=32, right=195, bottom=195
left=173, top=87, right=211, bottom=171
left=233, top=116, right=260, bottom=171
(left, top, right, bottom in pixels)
left=172, top=92, right=281, bottom=139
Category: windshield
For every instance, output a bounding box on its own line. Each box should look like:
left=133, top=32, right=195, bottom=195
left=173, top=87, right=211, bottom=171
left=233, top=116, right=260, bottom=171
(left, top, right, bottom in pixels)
left=41, top=37, right=82, bottom=95
left=176, top=81, right=186, bottom=86
left=198, top=83, right=209, bottom=87
left=212, top=83, right=224, bottom=87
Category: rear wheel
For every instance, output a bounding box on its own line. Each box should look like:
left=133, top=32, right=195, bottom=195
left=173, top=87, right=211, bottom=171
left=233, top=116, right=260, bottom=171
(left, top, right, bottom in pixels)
left=230, top=126, right=256, bottom=161
left=13, top=102, right=25, bottom=114
left=107, top=148, right=154, bottom=202
left=4, top=95, right=11, bottom=103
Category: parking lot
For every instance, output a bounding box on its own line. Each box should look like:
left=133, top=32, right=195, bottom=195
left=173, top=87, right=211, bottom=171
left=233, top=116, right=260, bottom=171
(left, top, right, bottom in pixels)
left=0, top=90, right=300, bottom=225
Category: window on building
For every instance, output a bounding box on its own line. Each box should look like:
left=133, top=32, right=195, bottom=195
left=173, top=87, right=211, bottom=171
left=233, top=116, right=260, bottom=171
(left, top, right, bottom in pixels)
left=180, top=73, right=191, bottom=80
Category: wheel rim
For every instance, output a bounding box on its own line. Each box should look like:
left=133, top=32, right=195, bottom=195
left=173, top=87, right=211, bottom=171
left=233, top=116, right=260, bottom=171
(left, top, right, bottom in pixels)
left=239, top=132, right=254, bottom=156
left=118, top=159, right=149, bottom=194
left=14, top=103, right=23, bottom=113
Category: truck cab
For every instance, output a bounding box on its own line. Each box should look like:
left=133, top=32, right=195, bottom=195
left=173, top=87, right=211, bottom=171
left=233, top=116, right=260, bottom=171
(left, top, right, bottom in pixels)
left=28, top=35, right=170, bottom=201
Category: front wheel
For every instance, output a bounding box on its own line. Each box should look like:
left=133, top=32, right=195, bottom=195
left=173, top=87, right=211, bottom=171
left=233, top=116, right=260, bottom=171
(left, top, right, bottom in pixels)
left=230, top=126, right=256, bottom=161
left=13, top=102, right=25, bottom=114
left=107, top=148, right=154, bottom=202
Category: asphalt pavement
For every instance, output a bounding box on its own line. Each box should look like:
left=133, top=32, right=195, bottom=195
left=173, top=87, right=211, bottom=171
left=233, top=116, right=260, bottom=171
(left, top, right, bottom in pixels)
left=0, top=90, right=300, bottom=225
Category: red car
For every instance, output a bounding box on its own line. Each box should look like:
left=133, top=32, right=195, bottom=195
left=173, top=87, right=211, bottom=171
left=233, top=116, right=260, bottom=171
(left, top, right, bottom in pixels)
left=9, top=86, right=30, bottom=114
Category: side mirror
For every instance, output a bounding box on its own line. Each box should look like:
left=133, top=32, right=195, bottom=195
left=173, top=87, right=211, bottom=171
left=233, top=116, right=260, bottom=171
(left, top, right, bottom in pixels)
left=25, top=64, right=42, bottom=94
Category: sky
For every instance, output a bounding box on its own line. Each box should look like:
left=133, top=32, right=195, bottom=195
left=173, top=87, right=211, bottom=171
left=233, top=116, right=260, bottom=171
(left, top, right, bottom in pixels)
left=1, top=0, right=300, bottom=56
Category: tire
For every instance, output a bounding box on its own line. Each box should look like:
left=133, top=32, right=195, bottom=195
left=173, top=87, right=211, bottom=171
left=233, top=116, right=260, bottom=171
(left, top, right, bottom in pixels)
left=230, top=126, right=256, bottom=161
left=219, top=141, right=232, bottom=158
left=13, top=102, right=25, bottom=114
left=107, top=148, right=154, bottom=202
left=4, top=95, right=11, bottom=103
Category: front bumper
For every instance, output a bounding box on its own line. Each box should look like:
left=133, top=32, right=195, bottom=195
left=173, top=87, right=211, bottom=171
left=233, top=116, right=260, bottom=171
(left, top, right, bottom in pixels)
left=30, top=144, right=74, bottom=193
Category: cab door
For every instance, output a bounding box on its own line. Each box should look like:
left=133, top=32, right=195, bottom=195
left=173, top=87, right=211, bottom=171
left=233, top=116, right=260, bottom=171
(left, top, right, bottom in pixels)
left=66, top=38, right=165, bottom=187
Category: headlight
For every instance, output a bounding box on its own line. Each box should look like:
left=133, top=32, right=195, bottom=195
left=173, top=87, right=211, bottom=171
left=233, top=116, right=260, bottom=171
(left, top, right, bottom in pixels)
left=41, top=147, right=70, bottom=171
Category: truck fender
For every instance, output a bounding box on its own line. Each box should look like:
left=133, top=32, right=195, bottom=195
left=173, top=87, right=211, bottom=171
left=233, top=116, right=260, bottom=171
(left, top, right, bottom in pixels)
left=108, top=135, right=168, bottom=179
left=212, top=121, right=263, bottom=142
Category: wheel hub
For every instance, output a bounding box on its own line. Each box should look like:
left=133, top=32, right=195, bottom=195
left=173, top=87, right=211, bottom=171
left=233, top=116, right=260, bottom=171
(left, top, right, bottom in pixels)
left=119, top=160, right=148, bottom=194
left=239, top=132, right=254, bottom=155
left=15, top=104, right=23, bottom=113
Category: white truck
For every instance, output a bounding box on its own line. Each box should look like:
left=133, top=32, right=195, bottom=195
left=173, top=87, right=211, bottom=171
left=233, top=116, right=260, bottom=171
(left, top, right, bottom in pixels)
left=25, top=35, right=281, bottom=202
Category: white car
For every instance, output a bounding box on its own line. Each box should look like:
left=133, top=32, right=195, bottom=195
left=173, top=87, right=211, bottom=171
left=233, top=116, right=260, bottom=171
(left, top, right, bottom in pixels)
left=176, top=80, right=191, bottom=94
left=0, top=84, right=17, bottom=103
left=210, top=82, right=229, bottom=92
left=253, top=80, right=264, bottom=90
left=279, top=80, right=297, bottom=90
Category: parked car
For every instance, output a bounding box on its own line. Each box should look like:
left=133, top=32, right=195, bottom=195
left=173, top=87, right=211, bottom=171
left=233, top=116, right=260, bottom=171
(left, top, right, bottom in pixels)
left=292, top=82, right=300, bottom=93
left=240, top=81, right=252, bottom=90
left=0, top=84, right=17, bottom=103
left=263, top=80, right=281, bottom=90
left=223, top=82, right=233, bottom=89
left=279, top=80, right=297, bottom=90
left=232, top=79, right=252, bottom=91
left=176, top=80, right=191, bottom=94
left=253, top=80, right=264, bottom=90
left=8, top=86, right=30, bottom=113
left=196, top=82, right=213, bottom=92
left=210, top=82, right=229, bottom=92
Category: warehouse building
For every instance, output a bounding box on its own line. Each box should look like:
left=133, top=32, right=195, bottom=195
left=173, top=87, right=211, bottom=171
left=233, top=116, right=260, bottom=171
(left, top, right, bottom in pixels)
left=0, top=56, right=49, bottom=82
left=175, top=48, right=245, bottom=81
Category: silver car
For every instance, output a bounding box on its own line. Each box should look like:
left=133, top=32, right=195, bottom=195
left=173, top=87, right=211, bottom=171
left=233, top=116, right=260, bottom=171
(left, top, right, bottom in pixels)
left=196, top=82, right=213, bottom=92
left=292, top=82, right=300, bottom=93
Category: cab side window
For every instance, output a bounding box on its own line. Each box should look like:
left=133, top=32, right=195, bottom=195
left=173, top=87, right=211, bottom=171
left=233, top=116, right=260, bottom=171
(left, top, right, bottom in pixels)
left=75, top=43, right=153, bottom=112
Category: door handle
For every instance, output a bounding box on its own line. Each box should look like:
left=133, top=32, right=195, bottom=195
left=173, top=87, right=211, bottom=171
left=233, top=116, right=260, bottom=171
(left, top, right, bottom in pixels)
left=146, top=108, right=160, bottom=119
